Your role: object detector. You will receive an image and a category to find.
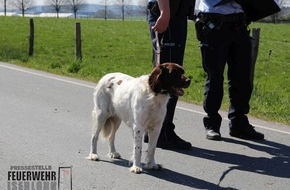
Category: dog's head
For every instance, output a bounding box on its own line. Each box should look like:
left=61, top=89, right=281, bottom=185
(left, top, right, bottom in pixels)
left=148, top=63, right=191, bottom=96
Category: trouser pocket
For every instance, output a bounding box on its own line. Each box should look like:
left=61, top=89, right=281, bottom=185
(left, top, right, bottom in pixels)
left=195, top=19, right=218, bottom=41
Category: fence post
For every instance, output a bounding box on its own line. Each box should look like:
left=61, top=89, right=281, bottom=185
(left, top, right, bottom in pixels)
left=250, top=28, right=260, bottom=87
left=76, top=22, right=82, bottom=61
left=28, top=18, right=34, bottom=56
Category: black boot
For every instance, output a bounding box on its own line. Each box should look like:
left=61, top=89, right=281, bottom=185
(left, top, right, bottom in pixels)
left=144, top=96, right=192, bottom=150
left=162, top=123, right=192, bottom=150
left=143, top=124, right=192, bottom=150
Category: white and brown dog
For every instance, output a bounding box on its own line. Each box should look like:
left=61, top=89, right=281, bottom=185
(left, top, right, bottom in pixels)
left=87, top=63, right=190, bottom=173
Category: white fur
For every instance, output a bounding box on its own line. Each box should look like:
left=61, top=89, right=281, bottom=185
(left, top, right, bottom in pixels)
left=87, top=73, right=169, bottom=173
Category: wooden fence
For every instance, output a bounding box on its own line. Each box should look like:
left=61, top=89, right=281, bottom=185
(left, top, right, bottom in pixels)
left=27, top=19, right=260, bottom=77
left=28, top=19, right=83, bottom=61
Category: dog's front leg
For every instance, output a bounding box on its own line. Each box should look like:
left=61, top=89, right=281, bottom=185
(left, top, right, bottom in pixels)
left=130, top=127, right=144, bottom=174
left=144, top=127, right=162, bottom=170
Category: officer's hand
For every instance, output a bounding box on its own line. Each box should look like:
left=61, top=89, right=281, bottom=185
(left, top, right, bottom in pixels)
left=152, top=10, right=170, bottom=33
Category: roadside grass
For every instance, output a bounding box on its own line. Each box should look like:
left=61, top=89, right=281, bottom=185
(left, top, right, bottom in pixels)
left=0, top=16, right=289, bottom=125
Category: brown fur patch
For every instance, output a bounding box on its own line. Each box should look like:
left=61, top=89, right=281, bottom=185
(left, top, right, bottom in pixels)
left=117, top=80, right=123, bottom=85
left=108, top=77, right=115, bottom=81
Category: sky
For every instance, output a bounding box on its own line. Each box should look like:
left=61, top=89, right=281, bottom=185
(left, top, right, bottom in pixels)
left=35, top=0, right=144, bottom=6
left=28, top=0, right=290, bottom=7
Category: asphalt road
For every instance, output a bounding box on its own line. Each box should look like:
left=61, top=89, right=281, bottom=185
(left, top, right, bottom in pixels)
left=1, top=61, right=290, bottom=190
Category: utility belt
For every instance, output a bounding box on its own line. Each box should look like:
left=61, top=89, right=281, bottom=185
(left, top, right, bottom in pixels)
left=195, top=12, right=249, bottom=41
left=147, top=0, right=195, bottom=19
left=197, top=12, right=247, bottom=23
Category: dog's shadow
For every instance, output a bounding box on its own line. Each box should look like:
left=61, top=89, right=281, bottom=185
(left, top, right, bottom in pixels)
left=145, top=167, right=237, bottom=190
left=97, top=138, right=289, bottom=189
left=100, top=158, right=237, bottom=190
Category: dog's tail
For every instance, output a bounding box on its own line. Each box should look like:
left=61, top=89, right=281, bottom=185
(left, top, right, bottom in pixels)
left=101, top=118, right=115, bottom=138
left=92, top=111, right=119, bottom=139
left=92, top=83, right=120, bottom=140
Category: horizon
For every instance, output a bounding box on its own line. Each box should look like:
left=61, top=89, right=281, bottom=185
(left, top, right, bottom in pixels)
left=31, top=0, right=290, bottom=8
left=35, top=0, right=144, bottom=6
left=2, top=0, right=290, bottom=10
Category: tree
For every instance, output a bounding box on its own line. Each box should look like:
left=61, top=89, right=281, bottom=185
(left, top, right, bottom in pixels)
left=103, top=0, right=108, bottom=20
left=1, top=0, right=8, bottom=16
left=98, top=0, right=110, bottom=20
left=120, top=0, right=149, bottom=20
left=140, top=0, right=149, bottom=21
left=11, top=0, right=34, bottom=17
left=121, top=0, right=124, bottom=20
left=271, top=0, right=288, bottom=23
left=46, top=0, right=65, bottom=18
left=116, top=0, right=130, bottom=20
left=67, top=0, right=86, bottom=19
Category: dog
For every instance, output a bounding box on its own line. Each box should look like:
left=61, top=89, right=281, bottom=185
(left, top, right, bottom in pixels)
left=87, top=63, right=190, bottom=173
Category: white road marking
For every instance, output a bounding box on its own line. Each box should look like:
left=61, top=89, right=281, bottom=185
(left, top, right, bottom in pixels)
left=177, top=106, right=290, bottom=135
left=0, top=63, right=95, bottom=89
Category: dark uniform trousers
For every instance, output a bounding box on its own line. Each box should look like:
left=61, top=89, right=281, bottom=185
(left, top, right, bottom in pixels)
left=199, top=16, right=253, bottom=131
left=148, top=8, right=188, bottom=132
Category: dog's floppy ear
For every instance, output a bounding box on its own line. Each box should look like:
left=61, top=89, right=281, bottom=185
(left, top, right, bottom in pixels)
left=159, top=62, right=181, bottom=74
left=157, top=63, right=172, bottom=74
left=148, top=65, right=163, bottom=94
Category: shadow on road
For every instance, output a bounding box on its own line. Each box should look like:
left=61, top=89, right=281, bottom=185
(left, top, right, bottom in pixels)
left=175, top=137, right=290, bottom=182
left=145, top=167, right=237, bottom=190
left=100, top=158, right=237, bottom=189
left=97, top=137, right=289, bottom=189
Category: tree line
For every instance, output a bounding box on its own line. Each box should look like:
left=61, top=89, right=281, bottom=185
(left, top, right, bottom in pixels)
left=0, top=0, right=148, bottom=19
left=1, top=0, right=289, bottom=21
left=2, top=0, right=87, bottom=18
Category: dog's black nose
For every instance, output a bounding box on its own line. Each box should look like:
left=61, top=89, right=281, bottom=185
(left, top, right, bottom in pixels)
left=184, top=79, right=191, bottom=88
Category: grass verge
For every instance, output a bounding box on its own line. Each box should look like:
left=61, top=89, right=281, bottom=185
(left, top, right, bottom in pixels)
left=0, top=16, right=289, bottom=125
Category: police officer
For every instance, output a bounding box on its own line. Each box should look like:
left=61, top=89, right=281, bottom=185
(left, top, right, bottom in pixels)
left=145, top=0, right=194, bottom=150
left=195, top=0, right=264, bottom=140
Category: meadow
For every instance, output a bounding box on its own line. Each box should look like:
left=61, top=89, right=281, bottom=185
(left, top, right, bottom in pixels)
left=0, top=16, right=289, bottom=125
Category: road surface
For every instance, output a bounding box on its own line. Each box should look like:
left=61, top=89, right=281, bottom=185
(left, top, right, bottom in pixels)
left=1, top=62, right=289, bottom=190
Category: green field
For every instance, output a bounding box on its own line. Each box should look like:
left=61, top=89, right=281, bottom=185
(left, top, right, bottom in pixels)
left=0, top=16, right=289, bottom=125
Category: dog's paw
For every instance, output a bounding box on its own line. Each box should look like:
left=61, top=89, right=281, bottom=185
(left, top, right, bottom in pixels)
left=130, top=166, right=143, bottom=174
left=144, top=163, right=163, bottom=171
left=86, top=154, right=99, bottom=161
left=108, top=152, right=121, bottom=159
